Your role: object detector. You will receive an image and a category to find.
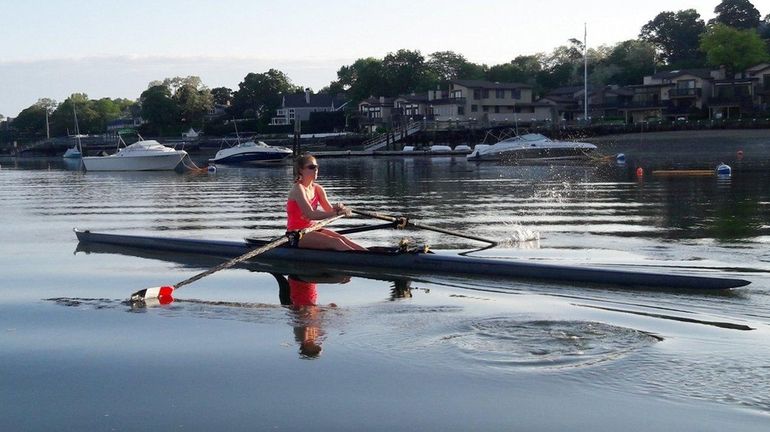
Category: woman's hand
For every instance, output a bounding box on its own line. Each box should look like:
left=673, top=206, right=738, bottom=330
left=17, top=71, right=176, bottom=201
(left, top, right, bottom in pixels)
left=334, top=203, right=352, bottom=217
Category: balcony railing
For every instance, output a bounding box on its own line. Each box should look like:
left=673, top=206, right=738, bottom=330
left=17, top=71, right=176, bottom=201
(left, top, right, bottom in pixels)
left=618, top=100, right=664, bottom=109
left=668, top=88, right=702, bottom=98
left=427, top=97, right=466, bottom=105
left=708, top=96, right=755, bottom=108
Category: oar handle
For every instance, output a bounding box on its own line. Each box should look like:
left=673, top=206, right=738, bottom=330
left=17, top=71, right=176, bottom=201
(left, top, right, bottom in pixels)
left=352, top=209, right=497, bottom=246
left=173, top=214, right=346, bottom=290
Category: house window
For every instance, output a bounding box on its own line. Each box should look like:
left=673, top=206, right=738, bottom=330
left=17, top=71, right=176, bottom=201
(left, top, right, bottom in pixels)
left=451, top=90, right=463, bottom=99
left=494, top=106, right=500, bottom=113
left=473, top=89, right=481, bottom=99
left=677, top=79, right=695, bottom=89
left=510, top=89, right=521, bottom=99
left=482, top=106, right=489, bottom=112
left=458, top=106, right=465, bottom=115
left=482, top=89, right=490, bottom=98
left=763, top=74, right=770, bottom=90
left=471, top=105, right=478, bottom=112
left=495, top=89, right=505, bottom=98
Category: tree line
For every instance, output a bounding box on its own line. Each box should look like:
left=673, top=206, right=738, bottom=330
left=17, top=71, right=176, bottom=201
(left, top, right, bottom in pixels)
left=4, top=0, right=769, bottom=143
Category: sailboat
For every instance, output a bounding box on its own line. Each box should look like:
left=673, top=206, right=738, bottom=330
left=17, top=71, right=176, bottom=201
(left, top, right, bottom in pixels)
left=62, top=106, right=83, bottom=159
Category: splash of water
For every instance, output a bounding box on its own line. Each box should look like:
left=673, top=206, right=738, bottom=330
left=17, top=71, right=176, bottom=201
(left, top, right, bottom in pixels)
left=496, top=220, right=541, bottom=248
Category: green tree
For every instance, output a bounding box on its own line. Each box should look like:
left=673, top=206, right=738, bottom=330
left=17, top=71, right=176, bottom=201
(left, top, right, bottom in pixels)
left=598, top=40, right=657, bottom=86
left=12, top=104, right=48, bottom=137
left=140, top=85, right=178, bottom=134
left=381, top=49, right=432, bottom=95
left=231, top=69, right=299, bottom=121
left=427, top=51, right=486, bottom=83
left=640, top=9, right=707, bottom=67
left=211, top=87, right=233, bottom=105
left=711, top=0, right=761, bottom=29
left=700, top=24, right=769, bottom=74
left=537, top=41, right=590, bottom=90
left=486, top=55, right=543, bottom=87
left=334, top=58, right=387, bottom=102
left=90, top=98, right=128, bottom=132
left=174, top=83, right=213, bottom=126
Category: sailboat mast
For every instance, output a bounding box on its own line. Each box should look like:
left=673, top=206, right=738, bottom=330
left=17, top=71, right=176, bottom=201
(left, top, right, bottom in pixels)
left=73, top=105, right=82, bottom=151
left=584, top=22, right=588, bottom=124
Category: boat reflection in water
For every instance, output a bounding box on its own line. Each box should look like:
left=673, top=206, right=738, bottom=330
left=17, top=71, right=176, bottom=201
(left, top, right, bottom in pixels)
left=73, top=239, right=417, bottom=358
left=272, top=273, right=415, bottom=358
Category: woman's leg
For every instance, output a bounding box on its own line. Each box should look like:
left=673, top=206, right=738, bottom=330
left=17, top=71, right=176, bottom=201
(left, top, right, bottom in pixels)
left=317, top=229, right=367, bottom=251
left=298, top=231, right=356, bottom=251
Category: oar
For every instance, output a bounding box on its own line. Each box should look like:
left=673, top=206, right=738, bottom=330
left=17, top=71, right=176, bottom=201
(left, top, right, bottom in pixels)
left=130, top=214, right=347, bottom=302
left=337, top=222, right=396, bottom=235
left=351, top=209, right=498, bottom=246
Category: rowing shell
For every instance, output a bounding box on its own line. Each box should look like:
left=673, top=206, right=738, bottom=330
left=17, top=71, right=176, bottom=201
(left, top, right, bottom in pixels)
left=73, top=229, right=751, bottom=291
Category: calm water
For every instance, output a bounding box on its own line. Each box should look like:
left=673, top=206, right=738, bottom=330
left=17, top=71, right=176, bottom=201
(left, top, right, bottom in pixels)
left=1, top=156, right=769, bottom=431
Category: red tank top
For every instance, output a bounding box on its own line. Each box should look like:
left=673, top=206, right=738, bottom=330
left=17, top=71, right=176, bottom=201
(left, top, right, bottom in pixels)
left=286, top=186, right=320, bottom=230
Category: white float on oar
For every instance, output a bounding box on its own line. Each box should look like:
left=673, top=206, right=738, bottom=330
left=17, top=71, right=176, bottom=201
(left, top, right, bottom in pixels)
left=129, top=213, right=347, bottom=302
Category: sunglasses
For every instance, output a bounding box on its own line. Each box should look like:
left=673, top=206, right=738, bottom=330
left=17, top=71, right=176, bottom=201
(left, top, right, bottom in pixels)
left=305, top=164, right=318, bottom=170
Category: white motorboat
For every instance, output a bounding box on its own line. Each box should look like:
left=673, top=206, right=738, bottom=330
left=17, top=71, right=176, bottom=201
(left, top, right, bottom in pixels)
left=82, top=137, right=188, bottom=171
left=467, top=133, right=597, bottom=162
left=209, top=140, right=292, bottom=165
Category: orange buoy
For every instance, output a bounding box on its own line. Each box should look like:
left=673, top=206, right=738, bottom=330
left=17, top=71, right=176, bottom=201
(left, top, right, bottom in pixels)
left=636, top=167, right=644, bottom=177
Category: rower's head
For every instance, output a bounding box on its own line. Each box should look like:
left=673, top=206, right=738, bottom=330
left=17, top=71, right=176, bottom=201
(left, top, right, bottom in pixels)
left=294, top=154, right=318, bottom=182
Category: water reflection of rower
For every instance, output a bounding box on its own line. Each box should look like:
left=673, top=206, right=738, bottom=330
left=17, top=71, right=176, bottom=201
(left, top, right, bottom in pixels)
left=273, top=273, right=350, bottom=359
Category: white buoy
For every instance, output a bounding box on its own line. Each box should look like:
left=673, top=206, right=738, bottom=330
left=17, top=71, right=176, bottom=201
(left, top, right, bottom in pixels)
left=207, top=164, right=217, bottom=173
left=715, top=163, right=731, bottom=177
left=615, top=153, right=626, bottom=165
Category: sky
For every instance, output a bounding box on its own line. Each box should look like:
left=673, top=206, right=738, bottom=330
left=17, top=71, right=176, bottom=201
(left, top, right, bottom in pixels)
left=1, top=0, right=767, bottom=118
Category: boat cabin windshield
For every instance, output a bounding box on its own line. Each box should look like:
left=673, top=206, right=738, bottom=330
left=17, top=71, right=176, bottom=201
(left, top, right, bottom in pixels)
left=499, top=133, right=550, bottom=143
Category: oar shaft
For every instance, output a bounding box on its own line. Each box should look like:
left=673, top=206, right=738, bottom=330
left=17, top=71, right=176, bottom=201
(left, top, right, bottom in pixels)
left=352, top=209, right=497, bottom=246
left=337, top=222, right=395, bottom=235
left=173, top=214, right=346, bottom=290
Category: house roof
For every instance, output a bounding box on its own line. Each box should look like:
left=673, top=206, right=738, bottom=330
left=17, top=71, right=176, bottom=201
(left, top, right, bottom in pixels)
left=604, top=87, right=634, bottom=97
left=747, top=63, right=770, bottom=75
left=359, top=97, right=395, bottom=107
left=650, top=69, right=713, bottom=80
left=451, top=79, right=532, bottom=89
left=283, top=93, right=347, bottom=109
left=538, top=95, right=575, bottom=104
left=547, top=85, right=593, bottom=96
left=395, top=93, right=428, bottom=103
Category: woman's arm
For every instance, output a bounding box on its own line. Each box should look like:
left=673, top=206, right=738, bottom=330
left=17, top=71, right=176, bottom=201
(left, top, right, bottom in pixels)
left=317, top=185, right=352, bottom=216
left=290, top=184, right=337, bottom=220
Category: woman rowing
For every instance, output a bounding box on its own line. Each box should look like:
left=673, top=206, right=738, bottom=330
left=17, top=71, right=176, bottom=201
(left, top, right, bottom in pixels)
left=287, top=154, right=366, bottom=251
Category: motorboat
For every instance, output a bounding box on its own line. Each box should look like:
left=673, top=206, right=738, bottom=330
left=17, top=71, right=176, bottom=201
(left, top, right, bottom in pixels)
left=467, top=133, right=597, bottom=162
left=82, top=137, right=188, bottom=171
left=209, top=140, right=292, bottom=165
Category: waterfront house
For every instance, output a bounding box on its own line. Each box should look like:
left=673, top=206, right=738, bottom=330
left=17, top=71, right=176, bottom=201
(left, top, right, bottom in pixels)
left=358, top=96, right=395, bottom=132
left=436, top=80, right=553, bottom=124
left=270, top=90, right=348, bottom=126
left=393, top=93, right=429, bottom=124
left=746, top=63, right=770, bottom=111
left=106, top=117, right=144, bottom=134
